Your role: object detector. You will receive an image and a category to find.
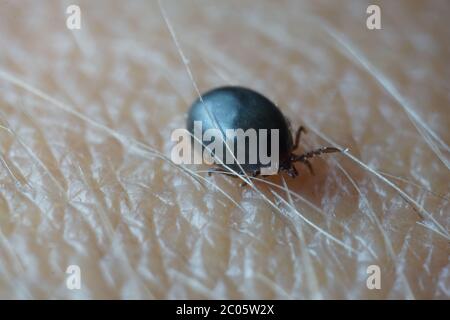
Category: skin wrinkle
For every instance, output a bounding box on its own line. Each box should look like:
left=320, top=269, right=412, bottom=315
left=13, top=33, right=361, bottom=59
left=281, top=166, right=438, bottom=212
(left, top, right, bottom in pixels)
left=0, top=0, right=449, bottom=299
left=308, top=124, right=449, bottom=240
left=72, top=154, right=156, bottom=297
left=379, top=170, right=450, bottom=202
left=336, top=162, right=415, bottom=299
left=0, top=218, right=30, bottom=290
left=0, top=109, right=68, bottom=195
left=204, top=170, right=369, bottom=254
left=0, top=71, right=211, bottom=193
left=282, top=176, right=323, bottom=299
left=322, top=25, right=450, bottom=162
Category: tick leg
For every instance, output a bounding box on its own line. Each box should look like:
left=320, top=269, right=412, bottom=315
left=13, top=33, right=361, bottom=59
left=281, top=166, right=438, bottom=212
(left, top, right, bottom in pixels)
left=294, top=147, right=341, bottom=175
left=293, top=126, right=307, bottom=150
left=296, top=147, right=341, bottom=161
left=301, top=159, right=315, bottom=175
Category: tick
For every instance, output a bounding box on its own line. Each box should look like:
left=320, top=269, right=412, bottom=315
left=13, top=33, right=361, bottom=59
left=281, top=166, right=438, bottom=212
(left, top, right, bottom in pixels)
left=187, top=86, right=340, bottom=180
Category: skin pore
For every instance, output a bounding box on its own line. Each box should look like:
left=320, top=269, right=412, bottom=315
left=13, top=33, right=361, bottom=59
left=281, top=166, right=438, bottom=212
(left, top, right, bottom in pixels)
left=0, top=0, right=448, bottom=298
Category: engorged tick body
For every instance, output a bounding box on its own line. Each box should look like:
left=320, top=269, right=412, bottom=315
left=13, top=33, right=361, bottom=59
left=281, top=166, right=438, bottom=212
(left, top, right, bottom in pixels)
left=187, top=86, right=340, bottom=179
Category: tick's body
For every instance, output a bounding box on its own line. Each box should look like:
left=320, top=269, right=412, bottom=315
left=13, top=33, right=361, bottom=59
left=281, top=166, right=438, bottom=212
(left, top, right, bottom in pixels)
left=187, top=86, right=339, bottom=178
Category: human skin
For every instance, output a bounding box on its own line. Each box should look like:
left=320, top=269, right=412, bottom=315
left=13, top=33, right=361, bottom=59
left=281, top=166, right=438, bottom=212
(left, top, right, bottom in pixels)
left=0, top=0, right=448, bottom=299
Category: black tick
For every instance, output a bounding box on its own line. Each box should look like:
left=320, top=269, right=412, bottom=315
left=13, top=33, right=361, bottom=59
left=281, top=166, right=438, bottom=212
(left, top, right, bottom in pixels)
left=187, top=86, right=340, bottom=180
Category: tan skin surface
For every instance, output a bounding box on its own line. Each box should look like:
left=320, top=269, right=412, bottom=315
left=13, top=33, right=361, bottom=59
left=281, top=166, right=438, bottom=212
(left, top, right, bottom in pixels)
left=0, top=0, right=449, bottom=299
